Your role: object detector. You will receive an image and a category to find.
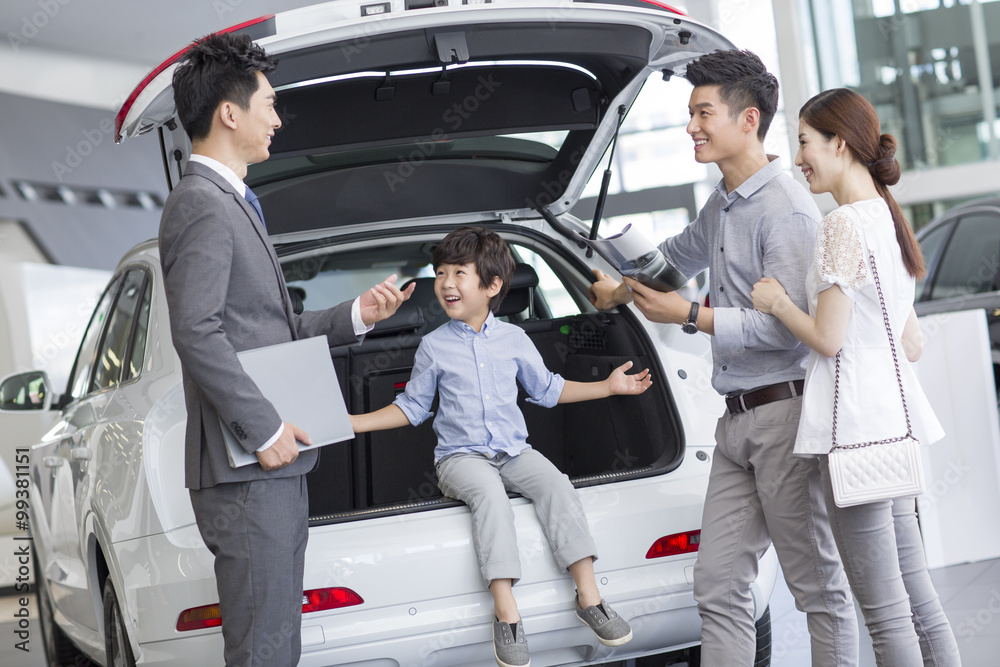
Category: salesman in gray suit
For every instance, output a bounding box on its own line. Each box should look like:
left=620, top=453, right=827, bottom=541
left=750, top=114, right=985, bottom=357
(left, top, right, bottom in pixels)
left=159, top=33, right=414, bottom=667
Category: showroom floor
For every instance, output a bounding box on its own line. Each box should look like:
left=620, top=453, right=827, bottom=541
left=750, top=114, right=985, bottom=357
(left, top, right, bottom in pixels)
left=769, top=559, right=1000, bottom=666
left=2, top=558, right=998, bottom=666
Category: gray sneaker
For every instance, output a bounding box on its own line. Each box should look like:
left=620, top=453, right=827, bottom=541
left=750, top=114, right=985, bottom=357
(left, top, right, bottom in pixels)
left=576, top=598, right=633, bottom=647
left=493, top=618, right=530, bottom=667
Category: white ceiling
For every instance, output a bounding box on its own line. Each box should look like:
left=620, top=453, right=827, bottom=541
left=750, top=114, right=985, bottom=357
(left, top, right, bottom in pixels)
left=0, top=0, right=324, bottom=108
left=1, top=0, right=323, bottom=65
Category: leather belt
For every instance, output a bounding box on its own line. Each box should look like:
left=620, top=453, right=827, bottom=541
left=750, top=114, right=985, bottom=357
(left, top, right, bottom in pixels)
left=725, top=380, right=805, bottom=415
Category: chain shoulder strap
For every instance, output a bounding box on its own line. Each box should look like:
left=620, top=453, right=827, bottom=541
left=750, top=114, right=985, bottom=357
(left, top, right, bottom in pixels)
left=831, top=250, right=914, bottom=450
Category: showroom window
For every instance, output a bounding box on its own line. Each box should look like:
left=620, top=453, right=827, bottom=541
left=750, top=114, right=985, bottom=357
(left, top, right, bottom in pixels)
left=124, top=278, right=152, bottom=382
left=92, top=269, right=148, bottom=392
left=802, top=0, right=1000, bottom=170
left=67, top=274, right=123, bottom=401
left=511, top=246, right=583, bottom=319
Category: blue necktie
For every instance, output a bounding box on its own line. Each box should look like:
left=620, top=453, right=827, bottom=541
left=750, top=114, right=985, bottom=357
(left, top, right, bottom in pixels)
left=243, top=186, right=267, bottom=233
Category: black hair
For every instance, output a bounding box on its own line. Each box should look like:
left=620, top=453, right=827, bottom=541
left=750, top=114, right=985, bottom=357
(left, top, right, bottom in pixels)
left=432, top=227, right=515, bottom=313
left=685, top=49, right=778, bottom=141
left=172, top=32, right=277, bottom=142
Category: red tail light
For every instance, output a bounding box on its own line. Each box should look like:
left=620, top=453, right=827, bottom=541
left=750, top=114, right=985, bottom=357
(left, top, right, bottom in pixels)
left=114, top=15, right=277, bottom=142
left=176, top=603, right=223, bottom=632
left=177, top=587, right=363, bottom=632
left=646, top=530, right=700, bottom=559
left=302, top=587, right=365, bottom=613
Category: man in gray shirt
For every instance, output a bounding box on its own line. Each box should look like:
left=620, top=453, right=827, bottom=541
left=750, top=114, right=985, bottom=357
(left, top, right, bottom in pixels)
left=590, top=50, right=858, bottom=666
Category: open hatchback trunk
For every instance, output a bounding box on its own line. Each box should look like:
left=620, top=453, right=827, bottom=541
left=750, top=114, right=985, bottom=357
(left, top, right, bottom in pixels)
left=116, top=0, right=733, bottom=227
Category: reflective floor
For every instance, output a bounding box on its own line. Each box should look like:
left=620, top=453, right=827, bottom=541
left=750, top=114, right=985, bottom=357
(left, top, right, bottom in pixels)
left=3, top=559, right=998, bottom=666
left=771, top=559, right=1000, bottom=666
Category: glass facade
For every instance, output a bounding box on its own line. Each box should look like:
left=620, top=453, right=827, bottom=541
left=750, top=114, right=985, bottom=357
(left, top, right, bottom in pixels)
left=806, top=0, right=1000, bottom=224
left=575, top=0, right=1000, bottom=241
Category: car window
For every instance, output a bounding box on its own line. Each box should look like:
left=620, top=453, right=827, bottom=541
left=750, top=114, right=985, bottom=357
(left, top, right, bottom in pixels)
left=283, top=239, right=591, bottom=320
left=91, top=269, right=146, bottom=392
left=512, top=246, right=584, bottom=318
left=67, top=274, right=123, bottom=400
left=927, top=214, right=1000, bottom=300
left=916, top=221, right=952, bottom=300
left=284, top=245, right=431, bottom=313
left=124, top=278, right=152, bottom=382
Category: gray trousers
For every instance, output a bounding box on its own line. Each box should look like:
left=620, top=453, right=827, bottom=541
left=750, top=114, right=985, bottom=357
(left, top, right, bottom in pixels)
left=818, top=457, right=962, bottom=666
left=190, top=476, right=308, bottom=667
left=694, top=396, right=859, bottom=666
left=435, top=448, right=598, bottom=586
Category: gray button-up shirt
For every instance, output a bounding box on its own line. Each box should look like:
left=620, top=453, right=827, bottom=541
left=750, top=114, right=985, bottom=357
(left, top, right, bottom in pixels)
left=659, top=157, right=819, bottom=396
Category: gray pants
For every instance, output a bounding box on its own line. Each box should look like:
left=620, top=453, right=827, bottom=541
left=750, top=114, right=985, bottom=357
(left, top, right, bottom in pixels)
left=818, top=457, right=962, bottom=666
left=190, top=476, right=308, bottom=667
left=694, top=397, right=859, bottom=666
left=435, top=448, right=598, bottom=586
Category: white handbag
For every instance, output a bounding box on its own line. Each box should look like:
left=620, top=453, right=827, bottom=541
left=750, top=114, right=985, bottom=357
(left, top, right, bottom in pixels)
left=827, top=250, right=925, bottom=508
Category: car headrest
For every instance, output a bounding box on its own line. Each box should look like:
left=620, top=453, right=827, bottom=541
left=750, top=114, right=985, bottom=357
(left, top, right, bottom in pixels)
left=398, top=263, right=540, bottom=331
left=496, top=263, right=539, bottom=318
left=399, top=277, right=449, bottom=334
left=369, top=295, right=425, bottom=337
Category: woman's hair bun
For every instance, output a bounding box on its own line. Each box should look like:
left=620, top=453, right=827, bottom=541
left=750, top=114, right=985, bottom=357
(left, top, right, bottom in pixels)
left=871, top=134, right=901, bottom=186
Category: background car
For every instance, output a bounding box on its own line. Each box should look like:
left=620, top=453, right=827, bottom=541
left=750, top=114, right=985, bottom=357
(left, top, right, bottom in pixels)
left=914, top=196, right=1000, bottom=405
left=1, top=1, right=778, bottom=665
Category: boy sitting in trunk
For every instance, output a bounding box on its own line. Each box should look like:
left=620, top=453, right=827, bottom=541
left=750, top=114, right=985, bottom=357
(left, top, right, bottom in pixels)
left=350, top=226, right=649, bottom=667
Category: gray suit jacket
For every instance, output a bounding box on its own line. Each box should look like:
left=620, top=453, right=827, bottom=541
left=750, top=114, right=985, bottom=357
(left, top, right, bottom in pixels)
left=159, top=161, right=358, bottom=489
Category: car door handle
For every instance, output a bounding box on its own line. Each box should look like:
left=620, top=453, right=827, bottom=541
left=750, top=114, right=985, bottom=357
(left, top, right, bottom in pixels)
left=43, top=456, right=65, bottom=468
left=69, top=447, right=92, bottom=461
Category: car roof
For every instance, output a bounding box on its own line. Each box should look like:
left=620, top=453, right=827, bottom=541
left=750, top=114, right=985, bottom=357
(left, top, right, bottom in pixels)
left=916, top=196, right=1000, bottom=238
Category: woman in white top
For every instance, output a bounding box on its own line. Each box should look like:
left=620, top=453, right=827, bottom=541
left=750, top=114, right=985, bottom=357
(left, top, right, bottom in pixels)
left=752, top=88, right=960, bottom=666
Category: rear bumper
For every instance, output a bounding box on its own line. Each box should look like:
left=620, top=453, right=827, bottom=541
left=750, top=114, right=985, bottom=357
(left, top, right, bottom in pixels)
left=116, top=451, right=777, bottom=665
left=293, top=545, right=777, bottom=667
left=296, top=575, right=703, bottom=667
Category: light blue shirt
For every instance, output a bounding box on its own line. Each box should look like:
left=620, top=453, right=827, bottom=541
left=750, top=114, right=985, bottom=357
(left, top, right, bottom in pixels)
left=393, top=312, right=565, bottom=462
left=658, top=156, right=820, bottom=396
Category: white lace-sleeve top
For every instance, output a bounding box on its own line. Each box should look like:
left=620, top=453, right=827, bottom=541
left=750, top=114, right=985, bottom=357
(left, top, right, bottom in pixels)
left=794, top=199, right=944, bottom=456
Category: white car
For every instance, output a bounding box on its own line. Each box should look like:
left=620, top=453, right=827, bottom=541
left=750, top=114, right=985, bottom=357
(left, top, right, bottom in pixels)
left=3, top=1, right=778, bottom=665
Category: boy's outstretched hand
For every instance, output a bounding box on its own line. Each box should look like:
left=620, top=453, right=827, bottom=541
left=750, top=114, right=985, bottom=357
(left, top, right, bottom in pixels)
left=607, top=360, right=652, bottom=395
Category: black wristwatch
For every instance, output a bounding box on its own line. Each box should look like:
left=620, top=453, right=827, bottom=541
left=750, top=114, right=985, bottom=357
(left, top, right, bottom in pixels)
left=681, top=301, right=699, bottom=334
